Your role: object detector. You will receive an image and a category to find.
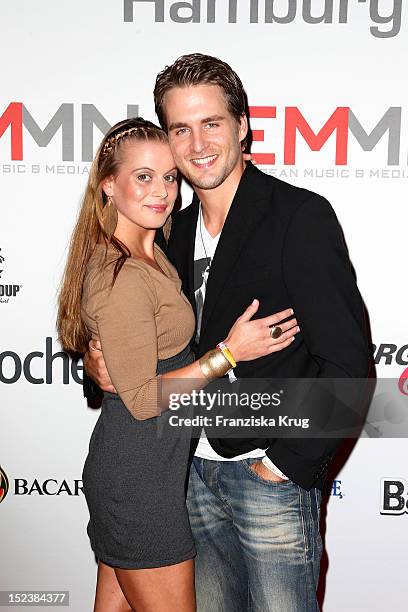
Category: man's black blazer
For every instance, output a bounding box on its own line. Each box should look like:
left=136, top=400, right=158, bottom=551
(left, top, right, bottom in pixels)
left=167, top=163, right=371, bottom=490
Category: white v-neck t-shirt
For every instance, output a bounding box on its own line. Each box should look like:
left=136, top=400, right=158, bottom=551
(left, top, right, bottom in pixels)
left=193, top=206, right=265, bottom=462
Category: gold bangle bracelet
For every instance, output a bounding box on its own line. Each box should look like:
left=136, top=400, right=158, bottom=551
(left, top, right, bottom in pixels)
left=199, top=348, right=232, bottom=380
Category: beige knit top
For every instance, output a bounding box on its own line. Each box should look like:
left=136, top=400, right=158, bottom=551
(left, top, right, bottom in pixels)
left=81, top=243, right=195, bottom=420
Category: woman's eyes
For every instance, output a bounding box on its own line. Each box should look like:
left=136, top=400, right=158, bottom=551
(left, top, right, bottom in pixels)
left=136, top=173, right=176, bottom=183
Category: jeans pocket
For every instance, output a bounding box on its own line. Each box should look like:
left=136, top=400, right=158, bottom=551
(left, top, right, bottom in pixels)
left=240, top=458, right=294, bottom=487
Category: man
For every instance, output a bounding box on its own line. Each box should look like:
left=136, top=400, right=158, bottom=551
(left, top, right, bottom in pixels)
left=85, top=54, right=370, bottom=611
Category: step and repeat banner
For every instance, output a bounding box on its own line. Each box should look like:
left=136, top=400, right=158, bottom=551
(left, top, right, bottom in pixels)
left=1, top=1, right=407, bottom=610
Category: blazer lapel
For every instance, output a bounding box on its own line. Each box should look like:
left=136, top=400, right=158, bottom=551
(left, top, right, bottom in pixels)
left=199, top=164, right=272, bottom=345
left=175, top=198, right=199, bottom=316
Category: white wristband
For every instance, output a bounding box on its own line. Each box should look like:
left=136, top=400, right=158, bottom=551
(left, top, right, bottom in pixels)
left=262, top=456, right=289, bottom=480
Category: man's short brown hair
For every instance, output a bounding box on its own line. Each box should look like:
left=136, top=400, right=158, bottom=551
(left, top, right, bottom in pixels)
left=154, top=53, right=247, bottom=132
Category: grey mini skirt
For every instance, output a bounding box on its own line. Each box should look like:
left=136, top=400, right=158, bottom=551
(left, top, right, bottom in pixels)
left=82, top=345, right=196, bottom=569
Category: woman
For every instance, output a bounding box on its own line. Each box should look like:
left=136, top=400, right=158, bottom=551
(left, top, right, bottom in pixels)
left=57, top=117, right=298, bottom=612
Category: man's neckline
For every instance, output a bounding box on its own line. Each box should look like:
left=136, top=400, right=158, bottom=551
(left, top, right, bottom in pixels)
left=199, top=203, right=222, bottom=240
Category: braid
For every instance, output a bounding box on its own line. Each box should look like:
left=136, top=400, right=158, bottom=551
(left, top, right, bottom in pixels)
left=101, top=126, right=148, bottom=159
left=99, top=118, right=167, bottom=164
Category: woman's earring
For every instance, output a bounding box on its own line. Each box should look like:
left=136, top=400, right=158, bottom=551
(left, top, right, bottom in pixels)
left=102, top=196, right=118, bottom=240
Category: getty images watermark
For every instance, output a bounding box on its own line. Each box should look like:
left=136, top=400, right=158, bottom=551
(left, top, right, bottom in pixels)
left=168, top=388, right=310, bottom=430
left=154, top=377, right=408, bottom=440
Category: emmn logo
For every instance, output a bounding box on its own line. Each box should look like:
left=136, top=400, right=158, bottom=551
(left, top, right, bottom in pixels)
left=0, top=466, right=9, bottom=504
left=124, top=0, right=403, bottom=38
left=0, top=103, right=139, bottom=162
left=0, top=103, right=404, bottom=167
left=249, top=105, right=402, bottom=166
left=380, top=478, right=408, bottom=515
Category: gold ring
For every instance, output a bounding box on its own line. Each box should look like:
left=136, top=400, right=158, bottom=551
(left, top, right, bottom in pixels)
left=270, top=325, right=283, bottom=339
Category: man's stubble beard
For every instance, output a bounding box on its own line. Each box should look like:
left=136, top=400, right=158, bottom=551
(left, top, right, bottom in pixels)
left=186, top=166, right=230, bottom=190
left=179, top=144, right=243, bottom=191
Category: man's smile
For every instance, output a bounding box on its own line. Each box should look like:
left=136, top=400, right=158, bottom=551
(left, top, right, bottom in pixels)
left=190, top=154, right=218, bottom=168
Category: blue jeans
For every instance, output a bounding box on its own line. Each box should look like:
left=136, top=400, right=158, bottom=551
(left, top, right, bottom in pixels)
left=186, top=457, right=322, bottom=612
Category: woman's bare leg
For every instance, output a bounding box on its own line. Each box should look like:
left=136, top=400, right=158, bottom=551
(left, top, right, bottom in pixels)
left=114, top=559, right=195, bottom=612
left=94, top=561, right=132, bottom=612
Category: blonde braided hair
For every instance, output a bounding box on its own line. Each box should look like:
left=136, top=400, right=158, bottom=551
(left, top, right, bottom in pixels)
left=100, top=125, right=155, bottom=160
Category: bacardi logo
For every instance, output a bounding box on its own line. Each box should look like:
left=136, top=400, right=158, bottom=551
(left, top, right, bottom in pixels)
left=0, top=466, right=10, bottom=504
